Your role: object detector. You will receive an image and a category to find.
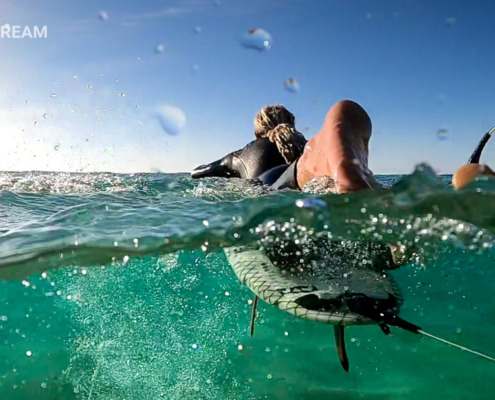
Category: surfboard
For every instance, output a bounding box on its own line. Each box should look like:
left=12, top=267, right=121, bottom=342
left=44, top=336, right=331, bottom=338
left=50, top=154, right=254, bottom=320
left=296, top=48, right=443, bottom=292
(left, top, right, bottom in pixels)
left=224, top=243, right=409, bottom=371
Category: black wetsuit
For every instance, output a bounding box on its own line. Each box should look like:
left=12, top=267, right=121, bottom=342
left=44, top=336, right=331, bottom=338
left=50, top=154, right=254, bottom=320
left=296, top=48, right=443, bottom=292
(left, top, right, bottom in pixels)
left=191, top=138, right=300, bottom=190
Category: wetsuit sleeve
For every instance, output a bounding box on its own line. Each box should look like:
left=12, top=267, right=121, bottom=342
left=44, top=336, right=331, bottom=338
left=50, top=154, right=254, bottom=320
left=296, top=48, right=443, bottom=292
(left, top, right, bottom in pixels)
left=191, top=150, right=242, bottom=179
left=270, top=158, right=300, bottom=190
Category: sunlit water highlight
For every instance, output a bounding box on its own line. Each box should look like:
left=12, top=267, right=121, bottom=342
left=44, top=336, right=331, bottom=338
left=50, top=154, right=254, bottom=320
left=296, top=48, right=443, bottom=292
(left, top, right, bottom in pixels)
left=0, top=166, right=495, bottom=399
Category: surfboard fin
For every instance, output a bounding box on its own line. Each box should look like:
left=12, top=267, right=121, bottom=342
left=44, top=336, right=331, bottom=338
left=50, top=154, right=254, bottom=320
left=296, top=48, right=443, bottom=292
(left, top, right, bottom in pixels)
left=250, top=295, right=259, bottom=337
left=333, top=325, right=349, bottom=372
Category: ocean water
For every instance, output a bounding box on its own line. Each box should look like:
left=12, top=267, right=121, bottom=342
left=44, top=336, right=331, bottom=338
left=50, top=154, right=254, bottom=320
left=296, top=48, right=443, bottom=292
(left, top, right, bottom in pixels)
left=0, top=165, right=495, bottom=400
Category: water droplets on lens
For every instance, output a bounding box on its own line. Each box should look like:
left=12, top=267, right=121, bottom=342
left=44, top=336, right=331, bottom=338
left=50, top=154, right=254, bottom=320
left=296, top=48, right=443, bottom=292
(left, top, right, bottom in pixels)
left=155, top=44, right=165, bottom=54
left=284, top=78, right=300, bottom=93
left=154, top=105, right=186, bottom=136
left=437, top=128, right=449, bottom=141
left=241, top=28, right=272, bottom=51
left=99, top=11, right=109, bottom=22
left=445, top=17, right=456, bottom=27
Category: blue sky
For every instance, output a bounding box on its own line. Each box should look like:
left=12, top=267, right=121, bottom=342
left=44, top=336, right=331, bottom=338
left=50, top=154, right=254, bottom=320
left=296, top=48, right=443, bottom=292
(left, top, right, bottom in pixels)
left=1, top=0, right=494, bottom=174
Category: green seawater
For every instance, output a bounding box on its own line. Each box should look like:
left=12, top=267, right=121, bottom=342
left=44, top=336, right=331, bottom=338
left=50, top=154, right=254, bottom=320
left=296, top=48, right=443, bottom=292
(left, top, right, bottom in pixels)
left=0, top=165, right=494, bottom=400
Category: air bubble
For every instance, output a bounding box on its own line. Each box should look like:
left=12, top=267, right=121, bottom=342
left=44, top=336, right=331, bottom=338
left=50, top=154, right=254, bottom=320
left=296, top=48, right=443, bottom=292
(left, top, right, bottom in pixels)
left=241, top=28, right=272, bottom=51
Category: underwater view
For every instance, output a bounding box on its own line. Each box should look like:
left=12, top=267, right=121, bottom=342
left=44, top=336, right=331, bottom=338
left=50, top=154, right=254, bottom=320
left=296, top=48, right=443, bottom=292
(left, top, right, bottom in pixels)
left=1, top=169, right=495, bottom=399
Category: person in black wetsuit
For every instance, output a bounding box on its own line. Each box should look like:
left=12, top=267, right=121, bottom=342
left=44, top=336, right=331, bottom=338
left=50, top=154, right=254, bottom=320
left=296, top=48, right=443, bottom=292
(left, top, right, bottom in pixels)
left=191, top=104, right=307, bottom=182
left=192, top=100, right=382, bottom=193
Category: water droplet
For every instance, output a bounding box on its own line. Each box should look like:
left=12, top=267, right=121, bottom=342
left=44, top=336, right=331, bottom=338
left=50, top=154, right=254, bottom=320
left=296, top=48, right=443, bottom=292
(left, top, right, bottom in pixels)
left=155, top=44, right=165, bottom=54
left=41, top=383, right=47, bottom=389
left=192, top=64, right=200, bottom=74
left=267, top=374, right=272, bottom=379
left=212, top=0, right=221, bottom=7
left=26, top=351, right=32, bottom=357
left=445, top=17, right=456, bottom=27
left=437, top=128, right=449, bottom=141
left=284, top=78, right=300, bottom=93
left=284, top=331, right=289, bottom=336
left=225, top=292, right=230, bottom=296
left=99, top=11, right=109, bottom=22
left=42, top=114, right=47, bottom=118
left=136, top=105, right=140, bottom=108
left=237, top=344, right=243, bottom=350
left=33, top=121, right=38, bottom=126
left=154, top=105, right=186, bottom=136
left=193, top=26, right=202, bottom=34
left=366, top=13, right=372, bottom=20
left=118, top=92, right=125, bottom=97
left=203, top=220, right=209, bottom=227
left=114, top=79, right=119, bottom=83
left=241, top=28, right=272, bottom=51
left=85, top=84, right=92, bottom=90
left=192, top=343, right=198, bottom=349
left=54, top=143, right=60, bottom=151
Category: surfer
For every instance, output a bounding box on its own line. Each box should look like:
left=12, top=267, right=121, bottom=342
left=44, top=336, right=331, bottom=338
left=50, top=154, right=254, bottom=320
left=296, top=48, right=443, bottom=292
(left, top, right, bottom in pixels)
left=190, top=104, right=307, bottom=180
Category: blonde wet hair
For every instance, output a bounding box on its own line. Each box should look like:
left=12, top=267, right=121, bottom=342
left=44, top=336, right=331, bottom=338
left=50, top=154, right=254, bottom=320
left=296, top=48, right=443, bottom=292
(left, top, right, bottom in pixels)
left=254, top=104, right=307, bottom=163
